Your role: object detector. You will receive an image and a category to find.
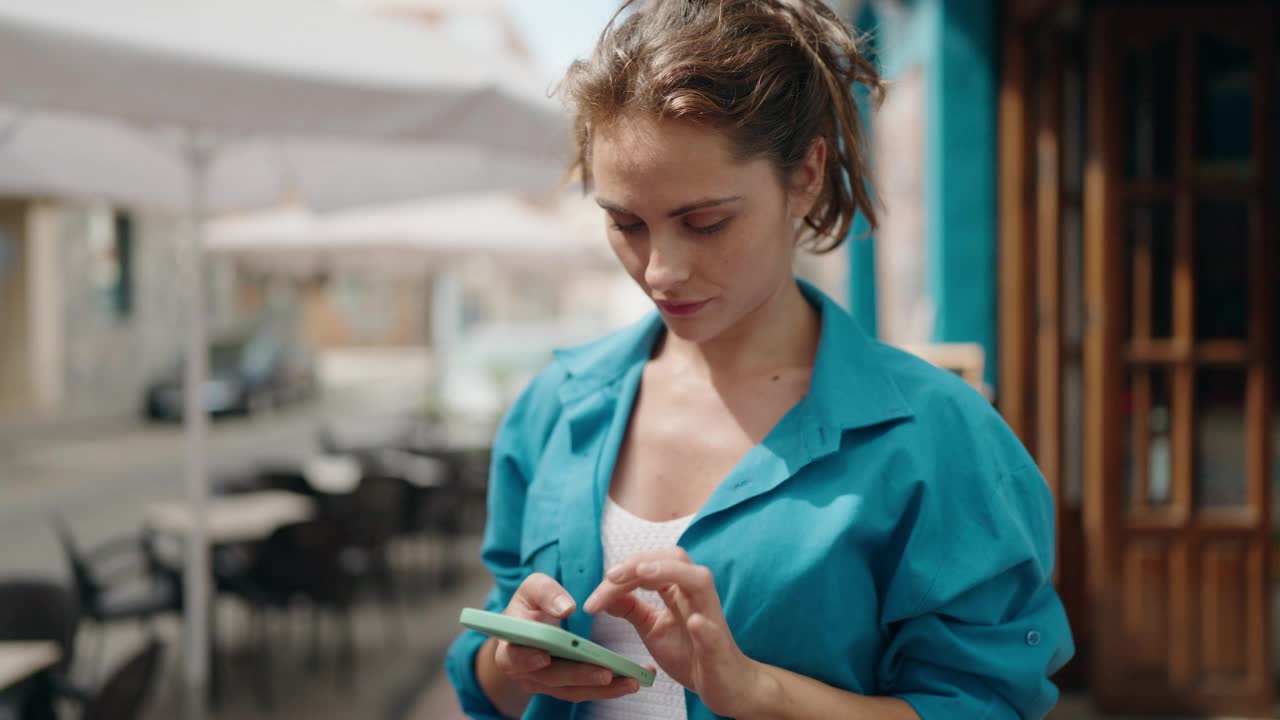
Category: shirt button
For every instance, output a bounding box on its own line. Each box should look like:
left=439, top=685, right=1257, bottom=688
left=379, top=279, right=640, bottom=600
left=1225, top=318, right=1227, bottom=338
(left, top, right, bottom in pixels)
left=1025, top=630, right=1041, bottom=647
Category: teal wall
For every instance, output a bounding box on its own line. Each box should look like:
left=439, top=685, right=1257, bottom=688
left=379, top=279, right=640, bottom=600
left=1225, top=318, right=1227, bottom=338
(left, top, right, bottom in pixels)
left=930, top=0, right=998, bottom=390
left=849, top=0, right=999, bottom=391
left=846, top=2, right=880, bottom=338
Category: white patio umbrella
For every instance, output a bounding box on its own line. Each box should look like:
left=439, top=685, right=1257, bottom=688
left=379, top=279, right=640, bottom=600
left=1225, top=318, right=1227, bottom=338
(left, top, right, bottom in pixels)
left=0, top=1, right=568, bottom=711
left=206, top=191, right=612, bottom=416
left=0, top=104, right=569, bottom=212
left=205, top=192, right=611, bottom=273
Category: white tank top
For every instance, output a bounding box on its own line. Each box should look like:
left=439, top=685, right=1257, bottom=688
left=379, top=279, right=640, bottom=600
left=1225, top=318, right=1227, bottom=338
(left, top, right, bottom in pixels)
left=579, top=497, right=695, bottom=720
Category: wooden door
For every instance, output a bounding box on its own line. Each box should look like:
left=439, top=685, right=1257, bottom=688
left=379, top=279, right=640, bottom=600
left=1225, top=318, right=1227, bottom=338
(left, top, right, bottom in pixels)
left=1085, top=5, right=1275, bottom=715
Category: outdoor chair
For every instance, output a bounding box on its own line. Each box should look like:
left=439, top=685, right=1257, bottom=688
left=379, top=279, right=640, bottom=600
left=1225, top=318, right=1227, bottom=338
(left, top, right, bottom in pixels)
left=322, top=474, right=406, bottom=645
left=216, top=518, right=356, bottom=708
left=50, top=519, right=180, bottom=678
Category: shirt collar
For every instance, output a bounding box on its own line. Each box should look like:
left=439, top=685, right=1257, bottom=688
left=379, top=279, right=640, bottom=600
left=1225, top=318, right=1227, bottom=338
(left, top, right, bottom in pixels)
left=551, top=278, right=913, bottom=432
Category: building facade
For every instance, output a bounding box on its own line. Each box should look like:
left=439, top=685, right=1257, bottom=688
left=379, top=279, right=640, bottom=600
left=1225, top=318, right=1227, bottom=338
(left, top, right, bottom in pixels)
left=0, top=198, right=241, bottom=421
left=850, top=0, right=1277, bottom=715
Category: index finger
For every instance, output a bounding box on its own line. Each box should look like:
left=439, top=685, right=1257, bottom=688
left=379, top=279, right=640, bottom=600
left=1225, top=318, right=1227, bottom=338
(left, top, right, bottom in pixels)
left=585, top=553, right=713, bottom=615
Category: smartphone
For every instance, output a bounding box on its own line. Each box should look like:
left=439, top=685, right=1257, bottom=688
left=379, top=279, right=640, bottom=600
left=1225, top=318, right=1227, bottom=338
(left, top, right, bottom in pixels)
left=459, top=608, right=656, bottom=688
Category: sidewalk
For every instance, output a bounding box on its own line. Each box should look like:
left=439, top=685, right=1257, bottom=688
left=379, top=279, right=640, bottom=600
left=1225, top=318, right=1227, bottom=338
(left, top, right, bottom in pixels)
left=407, top=672, right=468, bottom=720
left=0, top=408, right=138, bottom=454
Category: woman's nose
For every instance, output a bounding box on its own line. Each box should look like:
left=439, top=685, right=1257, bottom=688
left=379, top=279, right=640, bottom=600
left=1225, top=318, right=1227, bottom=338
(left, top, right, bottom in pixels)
left=643, top=233, right=692, bottom=293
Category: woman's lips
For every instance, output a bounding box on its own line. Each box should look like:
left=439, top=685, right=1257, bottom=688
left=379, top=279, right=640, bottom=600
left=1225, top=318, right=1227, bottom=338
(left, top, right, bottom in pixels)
left=656, top=299, right=711, bottom=316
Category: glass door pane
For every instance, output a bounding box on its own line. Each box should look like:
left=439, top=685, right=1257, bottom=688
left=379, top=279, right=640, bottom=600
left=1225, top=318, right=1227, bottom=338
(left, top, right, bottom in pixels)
left=1122, top=36, right=1178, bottom=180
left=1194, top=201, right=1251, bottom=341
left=1125, top=201, right=1175, bottom=340
left=1196, top=32, right=1255, bottom=178
left=1125, top=366, right=1175, bottom=507
left=1196, top=368, right=1248, bottom=508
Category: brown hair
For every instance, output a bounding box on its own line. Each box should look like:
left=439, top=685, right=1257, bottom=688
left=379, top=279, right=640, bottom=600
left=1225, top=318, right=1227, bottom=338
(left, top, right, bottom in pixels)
left=560, top=0, right=884, bottom=252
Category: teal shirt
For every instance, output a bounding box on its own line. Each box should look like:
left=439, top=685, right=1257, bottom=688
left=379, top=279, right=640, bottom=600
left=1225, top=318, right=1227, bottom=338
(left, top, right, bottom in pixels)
left=447, top=281, right=1074, bottom=719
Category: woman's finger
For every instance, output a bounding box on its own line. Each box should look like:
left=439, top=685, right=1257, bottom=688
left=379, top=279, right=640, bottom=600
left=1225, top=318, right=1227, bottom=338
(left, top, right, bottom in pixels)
left=513, top=659, right=619, bottom=688
left=588, top=559, right=721, bottom=617
left=584, top=548, right=694, bottom=613
left=656, top=581, right=693, bottom=624
left=606, top=548, right=692, bottom=584
left=595, top=590, right=664, bottom=636
left=518, top=676, right=641, bottom=703
left=493, top=641, right=550, bottom=674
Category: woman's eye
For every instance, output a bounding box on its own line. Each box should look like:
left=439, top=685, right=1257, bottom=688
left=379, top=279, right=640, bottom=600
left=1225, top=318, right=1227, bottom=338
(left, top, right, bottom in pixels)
left=609, top=215, right=645, bottom=233
left=687, top=218, right=730, bottom=235
left=612, top=221, right=645, bottom=233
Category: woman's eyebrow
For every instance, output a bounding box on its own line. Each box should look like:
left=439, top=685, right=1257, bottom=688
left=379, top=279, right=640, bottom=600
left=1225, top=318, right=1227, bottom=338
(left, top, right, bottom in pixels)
left=595, top=196, right=742, bottom=218
left=666, top=196, right=741, bottom=217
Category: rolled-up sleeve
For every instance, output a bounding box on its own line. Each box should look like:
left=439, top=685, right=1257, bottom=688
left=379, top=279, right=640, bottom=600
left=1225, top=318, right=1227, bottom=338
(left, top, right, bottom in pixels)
left=444, top=366, right=565, bottom=719
left=878, top=464, right=1075, bottom=719
left=446, top=586, right=509, bottom=720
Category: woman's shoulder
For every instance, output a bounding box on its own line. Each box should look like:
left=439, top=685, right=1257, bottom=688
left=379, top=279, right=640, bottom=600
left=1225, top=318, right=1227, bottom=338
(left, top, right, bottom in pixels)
left=860, top=340, right=1037, bottom=481
left=858, top=344, right=1055, bottom=572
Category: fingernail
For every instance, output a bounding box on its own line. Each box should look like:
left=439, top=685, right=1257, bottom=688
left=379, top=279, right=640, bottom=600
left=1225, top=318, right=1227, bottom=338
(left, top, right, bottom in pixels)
left=606, top=564, right=625, bottom=581
left=595, top=671, right=612, bottom=685
left=528, top=654, right=549, bottom=670
left=637, top=561, right=657, bottom=576
left=554, top=596, right=574, bottom=615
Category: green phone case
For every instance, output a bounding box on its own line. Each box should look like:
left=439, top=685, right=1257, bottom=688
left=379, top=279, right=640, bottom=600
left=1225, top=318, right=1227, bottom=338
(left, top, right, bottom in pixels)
left=459, top=608, right=657, bottom=688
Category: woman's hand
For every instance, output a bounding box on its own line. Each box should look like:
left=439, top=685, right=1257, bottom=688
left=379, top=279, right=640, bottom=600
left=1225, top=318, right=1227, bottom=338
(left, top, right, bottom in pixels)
left=583, top=548, right=763, bottom=718
left=491, top=572, right=642, bottom=704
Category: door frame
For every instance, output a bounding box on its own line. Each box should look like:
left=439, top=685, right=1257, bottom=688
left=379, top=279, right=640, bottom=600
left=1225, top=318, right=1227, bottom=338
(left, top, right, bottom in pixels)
left=998, top=2, right=1093, bottom=689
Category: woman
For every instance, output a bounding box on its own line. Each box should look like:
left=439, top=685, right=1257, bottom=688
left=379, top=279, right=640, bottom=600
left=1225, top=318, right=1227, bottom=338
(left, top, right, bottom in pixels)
left=447, top=1, right=1073, bottom=718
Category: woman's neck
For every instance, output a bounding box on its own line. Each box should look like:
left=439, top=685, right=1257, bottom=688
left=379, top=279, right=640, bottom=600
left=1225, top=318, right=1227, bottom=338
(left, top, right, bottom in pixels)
left=656, top=278, right=821, bottom=381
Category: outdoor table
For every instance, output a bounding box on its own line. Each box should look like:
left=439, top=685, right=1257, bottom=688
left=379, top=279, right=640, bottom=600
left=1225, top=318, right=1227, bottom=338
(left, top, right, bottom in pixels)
left=144, top=490, right=315, bottom=708
left=144, top=490, right=315, bottom=545
left=0, top=641, right=60, bottom=720
left=0, top=642, right=59, bottom=693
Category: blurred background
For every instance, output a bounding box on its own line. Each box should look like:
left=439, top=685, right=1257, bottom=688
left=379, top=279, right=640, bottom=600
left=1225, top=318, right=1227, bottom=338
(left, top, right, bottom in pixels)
left=0, top=1, right=1275, bottom=719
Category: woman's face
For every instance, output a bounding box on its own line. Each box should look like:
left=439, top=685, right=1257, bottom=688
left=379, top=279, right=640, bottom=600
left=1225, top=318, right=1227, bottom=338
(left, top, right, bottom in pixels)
left=591, top=115, right=822, bottom=344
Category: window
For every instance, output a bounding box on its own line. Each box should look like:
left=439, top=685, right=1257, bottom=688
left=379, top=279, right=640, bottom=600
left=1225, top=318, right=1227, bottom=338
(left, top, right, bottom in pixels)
left=88, top=208, right=134, bottom=320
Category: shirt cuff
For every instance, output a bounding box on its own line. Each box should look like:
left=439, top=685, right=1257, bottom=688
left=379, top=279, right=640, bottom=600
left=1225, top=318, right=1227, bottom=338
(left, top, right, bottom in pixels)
left=446, top=629, right=506, bottom=720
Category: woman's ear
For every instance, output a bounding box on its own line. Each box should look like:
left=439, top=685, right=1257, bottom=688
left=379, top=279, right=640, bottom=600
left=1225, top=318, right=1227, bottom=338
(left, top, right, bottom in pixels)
left=788, top=136, right=827, bottom=221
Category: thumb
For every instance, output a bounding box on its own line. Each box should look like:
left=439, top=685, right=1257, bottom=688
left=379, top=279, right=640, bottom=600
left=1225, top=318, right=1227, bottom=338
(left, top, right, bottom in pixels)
left=517, top=573, right=577, bottom=621
left=686, top=612, right=732, bottom=658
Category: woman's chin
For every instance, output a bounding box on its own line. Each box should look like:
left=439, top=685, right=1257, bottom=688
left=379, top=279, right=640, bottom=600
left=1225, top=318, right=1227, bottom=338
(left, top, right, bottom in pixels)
left=661, top=314, right=726, bottom=345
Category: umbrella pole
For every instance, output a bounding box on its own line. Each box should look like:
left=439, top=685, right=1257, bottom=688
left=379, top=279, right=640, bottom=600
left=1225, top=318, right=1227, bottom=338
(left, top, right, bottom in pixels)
left=181, top=140, right=213, bottom=720
left=429, top=266, right=461, bottom=414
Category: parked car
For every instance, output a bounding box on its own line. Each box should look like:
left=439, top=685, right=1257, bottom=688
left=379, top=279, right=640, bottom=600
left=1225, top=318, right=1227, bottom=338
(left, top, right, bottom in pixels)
left=144, top=317, right=317, bottom=421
